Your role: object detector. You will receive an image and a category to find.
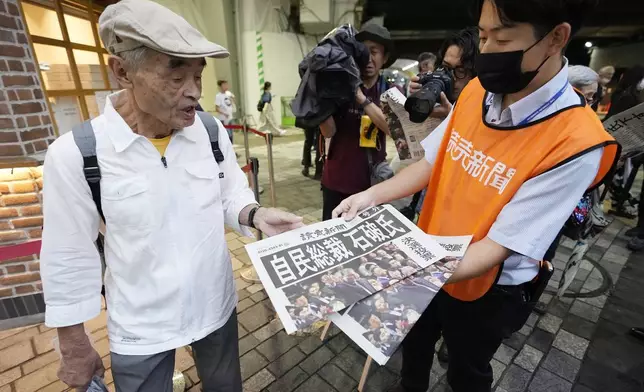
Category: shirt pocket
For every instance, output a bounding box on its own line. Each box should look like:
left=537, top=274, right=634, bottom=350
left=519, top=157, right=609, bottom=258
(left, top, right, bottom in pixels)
left=101, top=176, right=152, bottom=228
left=183, top=160, right=222, bottom=214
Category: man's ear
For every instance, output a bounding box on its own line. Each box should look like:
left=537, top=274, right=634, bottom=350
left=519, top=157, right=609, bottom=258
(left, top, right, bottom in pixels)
left=107, top=55, right=132, bottom=89
left=549, top=22, right=572, bottom=56
left=383, top=53, right=390, bottom=67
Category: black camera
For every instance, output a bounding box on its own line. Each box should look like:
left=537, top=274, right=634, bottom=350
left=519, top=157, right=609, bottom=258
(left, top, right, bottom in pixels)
left=404, top=68, right=454, bottom=123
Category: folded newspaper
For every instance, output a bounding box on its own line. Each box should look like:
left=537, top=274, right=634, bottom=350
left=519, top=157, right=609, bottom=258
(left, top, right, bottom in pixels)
left=382, top=87, right=443, bottom=164
left=245, top=205, right=447, bottom=334
left=603, top=102, right=644, bottom=159
left=328, top=235, right=472, bottom=365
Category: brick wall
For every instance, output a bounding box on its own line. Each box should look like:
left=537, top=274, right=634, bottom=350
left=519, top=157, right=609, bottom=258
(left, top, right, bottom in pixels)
left=0, top=0, right=56, bottom=158
left=0, top=167, right=43, bottom=298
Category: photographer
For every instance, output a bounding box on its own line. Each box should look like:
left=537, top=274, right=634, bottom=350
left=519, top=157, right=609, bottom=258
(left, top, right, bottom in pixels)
left=319, top=24, right=395, bottom=220
left=334, top=1, right=619, bottom=391
left=394, top=28, right=479, bottom=218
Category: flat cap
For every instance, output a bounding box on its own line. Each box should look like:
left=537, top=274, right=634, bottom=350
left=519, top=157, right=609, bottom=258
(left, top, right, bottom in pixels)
left=98, top=0, right=229, bottom=59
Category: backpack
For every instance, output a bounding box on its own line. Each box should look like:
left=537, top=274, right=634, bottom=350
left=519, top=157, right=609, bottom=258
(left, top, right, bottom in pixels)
left=71, top=111, right=225, bottom=222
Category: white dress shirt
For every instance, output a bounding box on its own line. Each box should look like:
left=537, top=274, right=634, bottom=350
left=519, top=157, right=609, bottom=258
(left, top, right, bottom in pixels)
left=41, top=91, right=257, bottom=355
left=421, top=59, right=603, bottom=285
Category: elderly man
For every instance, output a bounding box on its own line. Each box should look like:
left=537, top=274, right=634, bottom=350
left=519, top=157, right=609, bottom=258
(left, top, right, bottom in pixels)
left=568, top=65, right=599, bottom=104
left=40, top=1, right=303, bottom=391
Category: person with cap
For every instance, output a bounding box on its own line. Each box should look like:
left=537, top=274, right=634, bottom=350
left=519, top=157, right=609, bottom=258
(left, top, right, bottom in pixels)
left=39, top=1, right=303, bottom=391
left=319, top=23, right=397, bottom=220
left=333, top=0, right=619, bottom=391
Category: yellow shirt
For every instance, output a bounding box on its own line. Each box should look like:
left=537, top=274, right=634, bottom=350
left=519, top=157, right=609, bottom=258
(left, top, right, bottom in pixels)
left=148, top=135, right=172, bottom=156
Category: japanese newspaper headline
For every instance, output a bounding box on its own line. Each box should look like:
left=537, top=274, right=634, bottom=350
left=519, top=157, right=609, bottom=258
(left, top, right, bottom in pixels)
left=245, top=205, right=448, bottom=334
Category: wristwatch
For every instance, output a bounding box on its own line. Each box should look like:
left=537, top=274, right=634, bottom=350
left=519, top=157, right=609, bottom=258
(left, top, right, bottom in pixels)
left=248, top=205, right=261, bottom=229
left=359, top=97, right=373, bottom=110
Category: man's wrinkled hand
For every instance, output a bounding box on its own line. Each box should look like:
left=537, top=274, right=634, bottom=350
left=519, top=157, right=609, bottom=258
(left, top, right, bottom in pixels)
left=57, top=342, right=105, bottom=389
left=254, top=208, right=304, bottom=237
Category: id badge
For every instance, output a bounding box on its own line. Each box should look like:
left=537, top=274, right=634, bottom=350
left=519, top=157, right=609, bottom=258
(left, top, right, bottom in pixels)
left=359, top=115, right=378, bottom=148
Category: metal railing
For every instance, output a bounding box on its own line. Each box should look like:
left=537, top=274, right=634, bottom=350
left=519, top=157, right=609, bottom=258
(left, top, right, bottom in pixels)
left=224, top=121, right=277, bottom=208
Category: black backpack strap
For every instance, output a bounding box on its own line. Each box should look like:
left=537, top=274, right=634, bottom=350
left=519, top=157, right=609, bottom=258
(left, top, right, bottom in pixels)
left=72, top=120, right=105, bottom=223
left=197, top=111, right=225, bottom=163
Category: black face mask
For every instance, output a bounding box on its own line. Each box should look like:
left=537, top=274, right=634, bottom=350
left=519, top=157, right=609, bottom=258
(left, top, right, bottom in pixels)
left=476, top=35, right=550, bottom=94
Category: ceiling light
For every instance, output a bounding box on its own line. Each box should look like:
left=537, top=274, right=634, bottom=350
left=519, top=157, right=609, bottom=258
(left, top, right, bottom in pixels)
left=402, top=61, right=419, bottom=71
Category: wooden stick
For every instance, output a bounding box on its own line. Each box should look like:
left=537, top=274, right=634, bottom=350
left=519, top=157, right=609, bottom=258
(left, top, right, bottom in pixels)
left=358, top=356, right=373, bottom=392
left=319, top=321, right=332, bottom=341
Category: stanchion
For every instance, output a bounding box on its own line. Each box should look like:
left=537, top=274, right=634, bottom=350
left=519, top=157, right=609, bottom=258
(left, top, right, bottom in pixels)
left=241, top=157, right=261, bottom=284
left=265, top=132, right=277, bottom=207
left=242, top=120, right=251, bottom=165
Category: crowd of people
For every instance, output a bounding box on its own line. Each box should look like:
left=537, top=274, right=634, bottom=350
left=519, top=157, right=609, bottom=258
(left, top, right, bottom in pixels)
left=282, top=243, right=421, bottom=329
left=348, top=257, right=461, bottom=356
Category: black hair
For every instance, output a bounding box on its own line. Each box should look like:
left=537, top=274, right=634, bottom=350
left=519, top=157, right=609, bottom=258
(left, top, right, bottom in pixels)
left=476, top=0, right=598, bottom=39
left=417, top=52, right=437, bottom=64
left=263, top=81, right=271, bottom=90
left=217, top=79, right=227, bottom=86
left=614, top=65, right=644, bottom=98
left=438, top=27, right=479, bottom=76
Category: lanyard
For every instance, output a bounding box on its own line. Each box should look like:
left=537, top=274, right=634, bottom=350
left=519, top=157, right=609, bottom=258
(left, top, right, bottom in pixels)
left=518, top=81, right=569, bottom=126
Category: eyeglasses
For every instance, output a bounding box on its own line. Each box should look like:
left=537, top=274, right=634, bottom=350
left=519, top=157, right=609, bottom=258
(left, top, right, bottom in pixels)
left=442, top=64, right=469, bottom=80
left=584, top=94, right=596, bottom=105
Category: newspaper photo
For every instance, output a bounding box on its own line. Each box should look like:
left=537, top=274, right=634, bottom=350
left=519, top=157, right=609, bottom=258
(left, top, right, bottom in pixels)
left=245, top=205, right=448, bottom=334
left=328, top=235, right=473, bottom=365
left=382, top=87, right=443, bottom=164
left=603, top=102, right=644, bottom=159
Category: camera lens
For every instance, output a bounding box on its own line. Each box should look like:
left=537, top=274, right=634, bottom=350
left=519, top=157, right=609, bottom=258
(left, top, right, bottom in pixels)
left=404, top=68, right=454, bottom=123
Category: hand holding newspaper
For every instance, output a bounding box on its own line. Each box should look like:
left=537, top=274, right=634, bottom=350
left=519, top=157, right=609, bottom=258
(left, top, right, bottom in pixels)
left=244, top=205, right=447, bottom=334
left=382, top=87, right=443, bottom=164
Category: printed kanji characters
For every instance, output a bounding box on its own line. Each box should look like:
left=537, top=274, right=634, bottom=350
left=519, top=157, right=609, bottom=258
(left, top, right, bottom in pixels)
left=305, top=243, right=335, bottom=269
left=323, top=237, right=354, bottom=262
left=375, top=214, right=406, bottom=237
left=288, top=248, right=319, bottom=277
left=269, top=254, right=297, bottom=285
left=360, top=221, right=389, bottom=243
left=343, top=228, right=373, bottom=252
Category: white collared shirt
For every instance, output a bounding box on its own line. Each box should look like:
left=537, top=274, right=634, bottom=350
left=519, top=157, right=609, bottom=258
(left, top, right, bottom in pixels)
left=41, top=92, right=256, bottom=355
left=421, top=59, right=602, bottom=285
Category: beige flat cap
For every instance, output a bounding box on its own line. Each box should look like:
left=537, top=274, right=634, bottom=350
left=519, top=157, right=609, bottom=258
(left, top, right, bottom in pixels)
left=98, top=0, right=229, bottom=59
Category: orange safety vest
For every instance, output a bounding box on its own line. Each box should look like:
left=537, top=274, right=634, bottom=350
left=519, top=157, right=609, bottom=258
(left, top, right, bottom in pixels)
left=417, top=78, right=620, bottom=301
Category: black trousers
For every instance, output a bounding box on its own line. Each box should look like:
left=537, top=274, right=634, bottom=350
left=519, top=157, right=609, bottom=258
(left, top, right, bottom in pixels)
left=322, top=186, right=354, bottom=221
left=401, top=286, right=529, bottom=392
left=303, top=128, right=322, bottom=173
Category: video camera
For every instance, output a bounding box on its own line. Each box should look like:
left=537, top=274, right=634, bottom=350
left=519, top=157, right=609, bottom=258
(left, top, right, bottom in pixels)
left=404, top=68, right=454, bottom=123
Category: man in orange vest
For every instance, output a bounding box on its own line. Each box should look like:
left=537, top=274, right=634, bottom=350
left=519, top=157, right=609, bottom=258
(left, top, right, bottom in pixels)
left=333, top=0, right=619, bottom=391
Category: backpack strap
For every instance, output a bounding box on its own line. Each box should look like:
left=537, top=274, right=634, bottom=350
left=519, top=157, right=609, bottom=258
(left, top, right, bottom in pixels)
left=197, top=111, right=225, bottom=163
left=72, top=120, right=105, bottom=223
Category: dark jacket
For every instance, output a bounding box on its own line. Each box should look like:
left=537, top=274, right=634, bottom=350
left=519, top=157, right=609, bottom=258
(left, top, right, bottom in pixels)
left=292, top=25, right=370, bottom=129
